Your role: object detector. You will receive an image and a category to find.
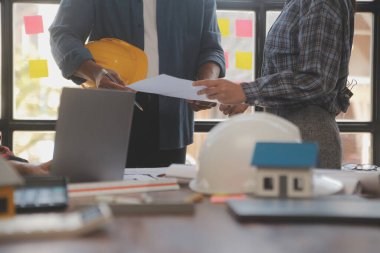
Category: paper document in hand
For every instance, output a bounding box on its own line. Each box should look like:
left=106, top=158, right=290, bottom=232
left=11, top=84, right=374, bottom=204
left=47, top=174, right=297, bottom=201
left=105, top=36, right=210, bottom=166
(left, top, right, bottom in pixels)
left=129, top=74, right=214, bottom=102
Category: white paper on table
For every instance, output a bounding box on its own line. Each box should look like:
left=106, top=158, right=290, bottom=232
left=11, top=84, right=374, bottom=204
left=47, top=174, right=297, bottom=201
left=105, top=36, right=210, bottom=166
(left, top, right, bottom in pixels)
left=166, top=164, right=197, bottom=179
left=314, top=169, right=380, bottom=195
left=124, top=167, right=168, bottom=180
left=129, top=74, right=215, bottom=102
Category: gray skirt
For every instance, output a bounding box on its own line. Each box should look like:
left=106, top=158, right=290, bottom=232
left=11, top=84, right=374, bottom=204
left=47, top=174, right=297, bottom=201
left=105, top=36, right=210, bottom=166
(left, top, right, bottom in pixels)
left=266, top=105, right=342, bottom=169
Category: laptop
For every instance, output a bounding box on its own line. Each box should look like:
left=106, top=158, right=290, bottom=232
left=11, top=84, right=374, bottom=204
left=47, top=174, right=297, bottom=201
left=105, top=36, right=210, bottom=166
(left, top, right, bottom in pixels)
left=51, top=87, right=134, bottom=183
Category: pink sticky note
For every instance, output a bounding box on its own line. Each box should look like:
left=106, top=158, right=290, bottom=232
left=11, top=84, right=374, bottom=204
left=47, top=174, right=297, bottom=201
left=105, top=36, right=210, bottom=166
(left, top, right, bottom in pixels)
left=236, top=19, right=253, bottom=38
left=224, top=52, right=229, bottom=69
left=24, top=15, right=44, bottom=35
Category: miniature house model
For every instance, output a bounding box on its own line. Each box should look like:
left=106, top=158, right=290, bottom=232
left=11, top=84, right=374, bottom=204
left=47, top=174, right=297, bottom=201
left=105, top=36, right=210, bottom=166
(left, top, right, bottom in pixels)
left=252, top=142, right=318, bottom=198
left=0, top=157, right=24, bottom=218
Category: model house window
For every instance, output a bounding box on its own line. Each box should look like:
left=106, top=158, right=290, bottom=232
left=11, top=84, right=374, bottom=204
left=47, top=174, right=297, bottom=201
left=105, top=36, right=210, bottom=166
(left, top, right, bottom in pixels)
left=0, top=198, right=7, bottom=213
left=264, top=177, right=274, bottom=190
left=293, top=178, right=304, bottom=192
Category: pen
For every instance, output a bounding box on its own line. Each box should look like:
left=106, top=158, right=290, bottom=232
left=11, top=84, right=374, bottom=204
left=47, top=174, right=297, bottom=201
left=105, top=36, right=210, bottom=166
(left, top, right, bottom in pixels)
left=101, top=69, right=144, bottom=111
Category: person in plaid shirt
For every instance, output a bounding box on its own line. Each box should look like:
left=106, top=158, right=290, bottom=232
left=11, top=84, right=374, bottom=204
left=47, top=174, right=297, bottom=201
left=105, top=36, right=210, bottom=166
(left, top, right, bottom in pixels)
left=194, top=0, right=355, bottom=169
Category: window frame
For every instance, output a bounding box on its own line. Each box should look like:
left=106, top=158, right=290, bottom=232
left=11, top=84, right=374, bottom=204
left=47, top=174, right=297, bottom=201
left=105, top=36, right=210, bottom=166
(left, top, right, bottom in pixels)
left=1, top=0, right=379, bottom=165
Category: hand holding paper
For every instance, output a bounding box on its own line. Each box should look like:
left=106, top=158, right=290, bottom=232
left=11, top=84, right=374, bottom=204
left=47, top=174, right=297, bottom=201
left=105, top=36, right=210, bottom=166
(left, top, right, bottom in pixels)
left=193, top=78, right=247, bottom=104
left=128, top=74, right=215, bottom=102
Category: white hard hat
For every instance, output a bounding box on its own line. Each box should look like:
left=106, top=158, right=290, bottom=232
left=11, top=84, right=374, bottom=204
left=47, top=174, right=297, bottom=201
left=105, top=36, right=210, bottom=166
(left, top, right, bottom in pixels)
left=189, top=112, right=302, bottom=195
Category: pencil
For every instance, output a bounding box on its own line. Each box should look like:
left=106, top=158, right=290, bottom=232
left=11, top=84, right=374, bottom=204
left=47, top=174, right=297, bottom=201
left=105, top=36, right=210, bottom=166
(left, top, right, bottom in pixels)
left=101, top=69, right=144, bottom=111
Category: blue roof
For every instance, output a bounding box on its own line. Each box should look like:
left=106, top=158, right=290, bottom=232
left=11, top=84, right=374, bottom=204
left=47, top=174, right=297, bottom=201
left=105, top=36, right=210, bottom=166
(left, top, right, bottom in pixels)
left=251, top=142, right=319, bottom=169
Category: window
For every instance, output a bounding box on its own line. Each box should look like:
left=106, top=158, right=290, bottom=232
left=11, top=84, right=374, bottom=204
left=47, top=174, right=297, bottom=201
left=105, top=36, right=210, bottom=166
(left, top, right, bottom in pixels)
left=1, top=0, right=380, bottom=166
left=337, top=12, right=373, bottom=122
left=3, top=2, right=71, bottom=163
left=293, top=178, right=304, bottom=191
left=13, top=131, right=55, bottom=162
left=0, top=4, right=2, bottom=117
left=0, top=198, right=8, bottom=213
left=266, top=11, right=280, bottom=36
left=187, top=133, right=207, bottom=165
left=189, top=1, right=380, bottom=167
left=195, top=10, right=256, bottom=121
left=13, top=3, right=72, bottom=120
left=341, top=133, right=372, bottom=164
left=264, top=177, right=274, bottom=190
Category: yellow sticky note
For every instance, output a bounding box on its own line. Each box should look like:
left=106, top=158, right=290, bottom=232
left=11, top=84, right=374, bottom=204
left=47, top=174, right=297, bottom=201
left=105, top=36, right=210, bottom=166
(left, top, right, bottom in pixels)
left=235, top=52, right=253, bottom=70
left=29, top=59, right=48, bottom=78
left=218, top=18, right=230, bottom=37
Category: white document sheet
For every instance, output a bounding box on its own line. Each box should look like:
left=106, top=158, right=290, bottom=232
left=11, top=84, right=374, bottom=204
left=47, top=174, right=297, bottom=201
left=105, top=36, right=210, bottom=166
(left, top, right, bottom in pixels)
left=166, top=164, right=197, bottom=179
left=124, top=167, right=168, bottom=180
left=129, top=74, right=214, bottom=102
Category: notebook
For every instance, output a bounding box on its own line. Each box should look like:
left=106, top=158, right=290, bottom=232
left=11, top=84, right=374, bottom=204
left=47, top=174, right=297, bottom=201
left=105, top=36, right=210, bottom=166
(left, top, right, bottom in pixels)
left=227, top=196, right=380, bottom=224
left=51, top=87, right=134, bottom=183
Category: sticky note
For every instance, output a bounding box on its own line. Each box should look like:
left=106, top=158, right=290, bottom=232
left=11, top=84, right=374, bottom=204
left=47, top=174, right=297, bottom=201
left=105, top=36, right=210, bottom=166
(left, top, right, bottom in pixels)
left=235, top=52, right=253, bottom=70
left=224, top=52, right=229, bottom=69
left=211, top=194, right=246, bottom=204
left=29, top=60, right=48, bottom=78
left=218, top=18, right=230, bottom=37
left=236, top=19, right=253, bottom=37
left=24, top=15, right=44, bottom=35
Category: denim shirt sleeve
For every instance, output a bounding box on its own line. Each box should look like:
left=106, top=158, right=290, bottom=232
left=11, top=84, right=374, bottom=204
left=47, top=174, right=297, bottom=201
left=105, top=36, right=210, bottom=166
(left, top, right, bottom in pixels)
left=50, top=0, right=225, bottom=82
left=49, top=0, right=95, bottom=84
left=197, top=0, right=226, bottom=78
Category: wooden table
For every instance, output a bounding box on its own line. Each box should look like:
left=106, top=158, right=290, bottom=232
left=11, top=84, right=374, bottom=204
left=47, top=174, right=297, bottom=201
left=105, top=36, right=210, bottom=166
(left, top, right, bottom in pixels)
left=1, top=189, right=380, bottom=253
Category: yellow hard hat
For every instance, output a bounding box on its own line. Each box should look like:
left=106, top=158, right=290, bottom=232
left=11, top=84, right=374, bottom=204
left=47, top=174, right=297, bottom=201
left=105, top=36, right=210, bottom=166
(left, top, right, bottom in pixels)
left=83, top=38, right=147, bottom=87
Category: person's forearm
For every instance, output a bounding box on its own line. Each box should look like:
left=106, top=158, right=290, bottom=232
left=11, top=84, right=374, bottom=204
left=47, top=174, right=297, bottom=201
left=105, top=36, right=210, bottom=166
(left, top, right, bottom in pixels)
left=8, top=160, right=33, bottom=175
left=74, top=60, right=104, bottom=83
left=8, top=160, right=50, bottom=175
left=197, top=62, right=221, bottom=80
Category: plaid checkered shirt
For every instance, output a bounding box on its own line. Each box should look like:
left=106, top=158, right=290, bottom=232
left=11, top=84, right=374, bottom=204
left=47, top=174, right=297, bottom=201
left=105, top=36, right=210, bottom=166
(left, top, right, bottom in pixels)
left=241, top=0, right=355, bottom=114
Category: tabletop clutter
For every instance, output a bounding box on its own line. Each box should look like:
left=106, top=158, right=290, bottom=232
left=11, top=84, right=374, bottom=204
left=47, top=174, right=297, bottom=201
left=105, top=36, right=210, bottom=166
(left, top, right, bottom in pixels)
left=1, top=113, right=380, bottom=240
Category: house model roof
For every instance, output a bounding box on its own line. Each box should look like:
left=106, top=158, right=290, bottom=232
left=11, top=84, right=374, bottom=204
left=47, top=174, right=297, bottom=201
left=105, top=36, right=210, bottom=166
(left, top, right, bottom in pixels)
left=0, top=156, right=24, bottom=187
left=251, top=142, right=318, bottom=169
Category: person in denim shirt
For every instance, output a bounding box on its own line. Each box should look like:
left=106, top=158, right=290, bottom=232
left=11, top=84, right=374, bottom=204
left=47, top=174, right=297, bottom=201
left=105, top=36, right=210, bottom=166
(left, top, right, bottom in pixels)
left=194, top=0, right=355, bottom=169
left=49, top=0, right=225, bottom=167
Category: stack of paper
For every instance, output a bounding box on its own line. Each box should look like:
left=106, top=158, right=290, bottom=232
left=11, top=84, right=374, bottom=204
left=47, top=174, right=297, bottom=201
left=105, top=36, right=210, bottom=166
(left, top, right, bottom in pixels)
left=166, top=164, right=197, bottom=179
